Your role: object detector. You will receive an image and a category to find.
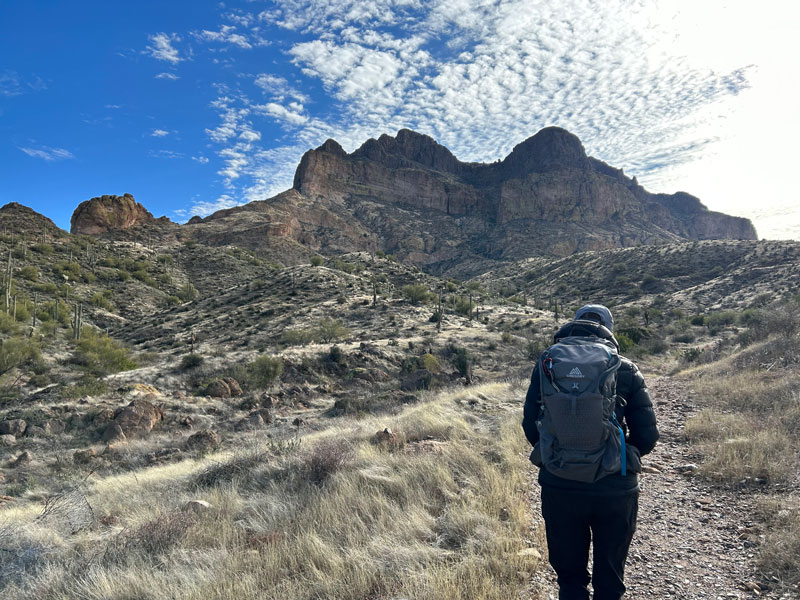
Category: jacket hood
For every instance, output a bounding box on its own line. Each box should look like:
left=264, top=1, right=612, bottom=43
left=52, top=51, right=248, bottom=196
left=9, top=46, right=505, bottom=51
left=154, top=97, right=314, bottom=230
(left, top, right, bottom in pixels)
left=554, top=319, right=620, bottom=351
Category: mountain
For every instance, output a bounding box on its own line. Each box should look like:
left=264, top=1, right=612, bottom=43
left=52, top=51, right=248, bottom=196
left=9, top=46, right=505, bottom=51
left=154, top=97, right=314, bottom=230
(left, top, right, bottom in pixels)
left=0, top=202, right=66, bottom=239
left=190, top=127, right=756, bottom=275
left=71, top=194, right=175, bottom=237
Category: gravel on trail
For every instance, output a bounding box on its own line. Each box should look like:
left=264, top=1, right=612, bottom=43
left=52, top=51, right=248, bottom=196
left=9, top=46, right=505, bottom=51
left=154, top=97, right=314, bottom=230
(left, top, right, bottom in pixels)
left=524, top=376, right=795, bottom=600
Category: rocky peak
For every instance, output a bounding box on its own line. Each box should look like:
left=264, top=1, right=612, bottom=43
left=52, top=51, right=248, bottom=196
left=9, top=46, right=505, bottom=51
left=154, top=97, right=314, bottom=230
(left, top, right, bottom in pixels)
left=70, top=194, right=159, bottom=235
left=500, top=126, right=589, bottom=175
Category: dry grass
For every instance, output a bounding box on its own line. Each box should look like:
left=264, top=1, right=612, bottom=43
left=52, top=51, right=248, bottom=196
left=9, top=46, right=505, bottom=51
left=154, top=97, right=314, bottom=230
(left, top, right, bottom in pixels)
left=0, top=381, right=542, bottom=600
left=754, top=495, right=800, bottom=590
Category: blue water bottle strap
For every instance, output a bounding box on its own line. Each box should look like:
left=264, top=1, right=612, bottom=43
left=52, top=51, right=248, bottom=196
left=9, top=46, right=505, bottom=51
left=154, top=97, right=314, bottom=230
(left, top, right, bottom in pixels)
left=611, top=414, right=626, bottom=476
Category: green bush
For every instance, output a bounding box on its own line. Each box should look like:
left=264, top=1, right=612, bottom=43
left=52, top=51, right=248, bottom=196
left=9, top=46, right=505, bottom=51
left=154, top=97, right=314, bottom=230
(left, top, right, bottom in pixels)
left=0, top=312, right=19, bottom=334
left=60, top=377, right=108, bottom=400
left=316, top=318, right=349, bottom=343
left=178, top=282, right=199, bottom=302
left=72, top=329, right=137, bottom=376
left=179, top=354, right=204, bottom=371
left=249, top=355, right=283, bottom=388
left=616, top=332, right=635, bottom=353
left=281, top=328, right=315, bottom=346
left=310, top=255, right=323, bottom=266
left=0, top=336, right=41, bottom=379
left=402, top=283, right=431, bottom=305
left=90, top=291, right=114, bottom=311
left=117, top=269, right=131, bottom=282
left=17, top=265, right=39, bottom=281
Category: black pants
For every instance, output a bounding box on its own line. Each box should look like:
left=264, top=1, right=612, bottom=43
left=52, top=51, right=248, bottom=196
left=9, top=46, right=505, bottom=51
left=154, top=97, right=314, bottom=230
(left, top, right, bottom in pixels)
left=541, top=486, right=639, bottom=600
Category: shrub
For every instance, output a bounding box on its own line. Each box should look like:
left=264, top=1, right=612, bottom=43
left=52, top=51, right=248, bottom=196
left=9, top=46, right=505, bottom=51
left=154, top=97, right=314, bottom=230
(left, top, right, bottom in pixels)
left=178, top=282, right=199, bottom=302
left=249, top=355, right=283, bottom=388
left=60, top=377, right=108, bottom=400
left=420, top=353, right=441, bottom=373
left=0, top=312, right=19, bottom=334
left=282, top=327, right=315, bottom=346
left=179, top=354, right=204, bottom=371
left=17, top=265, right=39, bottom=281
left=315, top=318, right=349, bottom=343
left=0, top=336, right=41, bottom=379
left=448, top=345, right=471, bottom=378
left=90, top=291, right=113, bottom=311
left=310, top=255, right=323, bottom=266
left=616, top=332, right=635, bottom=353
left=402, top=283, right=431, bottom=305
left=72, top=330, right=137, bottom=376
left=299, top=438, right=354, bottom=485
left=116, top=269, right=131, bottom=282
left=501, top=331, right=513, bottom=344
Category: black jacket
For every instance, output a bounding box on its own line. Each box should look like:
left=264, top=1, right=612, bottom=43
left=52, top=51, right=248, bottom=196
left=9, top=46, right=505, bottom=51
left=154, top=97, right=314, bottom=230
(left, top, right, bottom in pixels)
left=522, top=321, right=659, bottom=494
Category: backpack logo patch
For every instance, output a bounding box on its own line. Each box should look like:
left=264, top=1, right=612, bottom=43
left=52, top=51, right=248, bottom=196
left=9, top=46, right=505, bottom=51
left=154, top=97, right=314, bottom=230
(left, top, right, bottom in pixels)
left=568, top=367, right=584, bottom=378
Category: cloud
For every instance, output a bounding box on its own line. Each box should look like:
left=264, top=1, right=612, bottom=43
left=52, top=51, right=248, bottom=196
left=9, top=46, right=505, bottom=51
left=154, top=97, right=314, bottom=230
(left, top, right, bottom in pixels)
left=192, top=156, right=210, bottom=164
left=151, top=129, right=170, bottom=137
left=194, top=25, right=253, bottom=49
left=254, top=73, right=309, bottom=103
left=148, top=149, right=184, bottom=159
left=155, top=72, right=180, bottom=80
left=190, top=0, right=768, bottom=235
left=0, top=70, right=47, bottom=96
left=18, top=146, right=75, bottom=161
left=146, top=33, right=183, bottom=63
left=177, top=194, right=243, bottom=220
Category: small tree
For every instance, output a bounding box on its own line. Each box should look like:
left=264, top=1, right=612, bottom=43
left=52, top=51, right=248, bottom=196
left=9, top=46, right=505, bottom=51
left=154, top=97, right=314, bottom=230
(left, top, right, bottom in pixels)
left=402, top=283, right=431, bottom=305
left=316, top=318, right=349, bottom=343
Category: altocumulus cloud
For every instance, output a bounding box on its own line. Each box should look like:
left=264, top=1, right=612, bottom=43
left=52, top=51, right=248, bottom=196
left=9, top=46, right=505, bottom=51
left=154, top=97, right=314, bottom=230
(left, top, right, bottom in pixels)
left=146, top=33, right=183, bottom=63
left=174, top=0, right=754, bottom=219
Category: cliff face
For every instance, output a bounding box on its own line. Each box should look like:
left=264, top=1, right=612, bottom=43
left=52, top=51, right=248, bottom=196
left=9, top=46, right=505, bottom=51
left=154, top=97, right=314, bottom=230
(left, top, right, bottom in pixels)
left=70, top=194, right=162, bottom=235
left=287, top=127, right=755, bottom=270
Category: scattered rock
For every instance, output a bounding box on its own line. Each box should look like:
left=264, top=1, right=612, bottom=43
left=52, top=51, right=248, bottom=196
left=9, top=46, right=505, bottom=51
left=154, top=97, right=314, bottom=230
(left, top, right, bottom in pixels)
left=186, top=429, right=221, bottom=452
left=222, top=377, right=243, bottom=397
left=676, top=463, right=698, bottom=474
left=641, top=465, right=662, bottom=474
left=292, top=417, right=304, bottom=427
left=127, top=383, right=161, bottom=397
left=372, top=427, right=404, bottom=450
left=0, top=419, right=27, bottom=437
left=24, top=425, right=46, bottom=438
left=499, top=508, right=511, bottom=521
left=251, top=408, right=274, bottom=424
left=73, top=448, right=97, bottom=464
left=517, top=548, right=542, bottom=560
left=183, top=499, right=213, bottom=514
left=146, top=447, right=182, bottom=465
left=12, top=450, right=33, bottom=467
left=236, top=412, right=265, bottom=431
left=42, top=419, right=66, bottom=435
left=0, top=434, right=16, bottom=446
left=206, top=379, right=232, bottom=398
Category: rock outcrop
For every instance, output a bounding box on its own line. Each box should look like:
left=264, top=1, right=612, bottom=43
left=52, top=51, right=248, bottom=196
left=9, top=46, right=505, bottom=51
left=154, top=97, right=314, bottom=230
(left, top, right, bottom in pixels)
left=70, top=194, right=169, bottom=235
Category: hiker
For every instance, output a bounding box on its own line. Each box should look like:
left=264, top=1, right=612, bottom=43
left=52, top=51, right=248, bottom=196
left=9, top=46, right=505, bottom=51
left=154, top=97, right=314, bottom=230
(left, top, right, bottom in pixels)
left=522, top=304, right=659, bottom=600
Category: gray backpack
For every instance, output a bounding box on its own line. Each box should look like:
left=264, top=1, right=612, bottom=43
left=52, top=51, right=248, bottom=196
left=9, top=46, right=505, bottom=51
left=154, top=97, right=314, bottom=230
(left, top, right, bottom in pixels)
left=535, top=331, right=626, bottom=482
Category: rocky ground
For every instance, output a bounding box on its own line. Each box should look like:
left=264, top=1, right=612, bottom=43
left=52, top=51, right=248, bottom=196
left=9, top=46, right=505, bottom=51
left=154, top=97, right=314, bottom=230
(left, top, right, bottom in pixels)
left=525, top=376, right=798, bottom=600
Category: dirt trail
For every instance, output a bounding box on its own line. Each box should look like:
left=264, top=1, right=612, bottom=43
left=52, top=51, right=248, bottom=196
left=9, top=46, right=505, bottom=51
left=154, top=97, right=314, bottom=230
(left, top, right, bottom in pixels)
left=527, top=376, right=790, bottom=599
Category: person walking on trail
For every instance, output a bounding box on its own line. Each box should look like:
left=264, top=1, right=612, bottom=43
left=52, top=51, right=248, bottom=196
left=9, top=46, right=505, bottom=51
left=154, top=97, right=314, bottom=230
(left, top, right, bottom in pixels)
left=522, top=304, right=659, bottom=600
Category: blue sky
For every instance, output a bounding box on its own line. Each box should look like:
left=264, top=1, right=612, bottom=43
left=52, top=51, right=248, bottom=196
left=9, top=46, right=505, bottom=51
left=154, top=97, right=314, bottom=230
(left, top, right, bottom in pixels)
left=1, top=1, right=798, bottom=239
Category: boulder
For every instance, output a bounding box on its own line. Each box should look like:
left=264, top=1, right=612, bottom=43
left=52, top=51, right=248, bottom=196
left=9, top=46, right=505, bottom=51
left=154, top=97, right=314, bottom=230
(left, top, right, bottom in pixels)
left=0, top=419, right=27, bottom=437
left=102, top=422, right=128, bottom=445
left=372, top=427, right=404, bottom=450
left=186, top=429, right=221, bottom=452
left=0, top=434, right=16, bottom=446
left=24, top=425, right=46, bottom=438
left=112, top=399, right=163, bottom=439
left=222, top=377, right=243, bottom=397
left=206, top=379, right=231, bottom=398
